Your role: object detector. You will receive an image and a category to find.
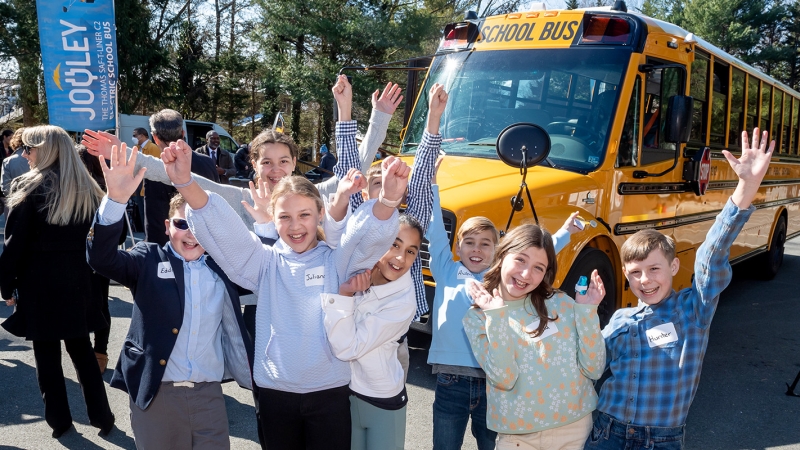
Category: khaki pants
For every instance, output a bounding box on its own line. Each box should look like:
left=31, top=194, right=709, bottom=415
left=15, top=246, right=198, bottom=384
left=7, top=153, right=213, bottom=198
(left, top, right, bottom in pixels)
left=496, top=414, right=592, bottom=450
left=130, top=381, right=229, bottom=450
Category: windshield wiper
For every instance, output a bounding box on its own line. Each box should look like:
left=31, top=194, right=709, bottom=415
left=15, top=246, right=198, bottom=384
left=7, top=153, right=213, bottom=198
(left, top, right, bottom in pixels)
left=402, top=142, right=419, bottom=147
left=467, top=143, right=496, bottom=146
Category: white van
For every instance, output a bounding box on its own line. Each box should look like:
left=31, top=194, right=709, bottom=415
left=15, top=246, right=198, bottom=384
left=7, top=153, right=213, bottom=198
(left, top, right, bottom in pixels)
left=119, top=114, right=239, bottom=153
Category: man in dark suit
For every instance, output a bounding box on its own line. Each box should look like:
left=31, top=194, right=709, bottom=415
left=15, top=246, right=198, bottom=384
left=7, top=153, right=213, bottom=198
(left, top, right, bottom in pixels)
left=86, top=150, right=253, bottom=447
left=144, top=110, right=219, bottom=246
left=195, top=131, right=236, bottom=184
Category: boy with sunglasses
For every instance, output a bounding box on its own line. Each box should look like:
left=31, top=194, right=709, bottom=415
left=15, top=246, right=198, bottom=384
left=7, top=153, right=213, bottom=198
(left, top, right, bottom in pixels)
left=86, top=144, right=253, bottom=449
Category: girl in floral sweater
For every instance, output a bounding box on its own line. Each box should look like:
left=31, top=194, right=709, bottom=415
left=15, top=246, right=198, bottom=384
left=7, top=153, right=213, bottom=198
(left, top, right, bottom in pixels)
left=463, top=224, right=606, bottom=450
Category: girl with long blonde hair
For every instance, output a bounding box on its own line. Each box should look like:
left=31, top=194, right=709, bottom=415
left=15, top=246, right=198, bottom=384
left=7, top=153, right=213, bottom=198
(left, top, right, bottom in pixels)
left=0, top=125, right=114, bottom=438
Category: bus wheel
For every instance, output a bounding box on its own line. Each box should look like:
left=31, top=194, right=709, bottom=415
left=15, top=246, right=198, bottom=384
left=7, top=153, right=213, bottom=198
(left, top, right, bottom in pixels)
left=759, top=215, right=786, bottom=280
left=561, top=248, right=617, bottom=328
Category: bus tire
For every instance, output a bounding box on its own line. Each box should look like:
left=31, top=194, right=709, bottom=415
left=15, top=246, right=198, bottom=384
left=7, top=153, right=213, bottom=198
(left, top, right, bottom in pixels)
left=561, top=248, right=617, bottom=328
left=759, top=215, right=786, bottom=280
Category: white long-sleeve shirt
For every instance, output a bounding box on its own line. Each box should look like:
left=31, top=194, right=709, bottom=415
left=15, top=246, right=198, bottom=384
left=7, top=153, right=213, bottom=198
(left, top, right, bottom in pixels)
left=322, top=271, right=416, bottom=399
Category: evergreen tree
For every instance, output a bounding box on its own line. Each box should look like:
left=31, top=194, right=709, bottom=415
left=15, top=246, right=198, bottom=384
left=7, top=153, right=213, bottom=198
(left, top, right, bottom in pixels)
left=0, top=0, right=45, bottom=125
left=566, top=0, right=580, bottom=10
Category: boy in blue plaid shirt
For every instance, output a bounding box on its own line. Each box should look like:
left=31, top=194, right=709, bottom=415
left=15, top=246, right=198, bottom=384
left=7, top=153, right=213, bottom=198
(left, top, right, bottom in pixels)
left=585, top=128, right=774, bottom=450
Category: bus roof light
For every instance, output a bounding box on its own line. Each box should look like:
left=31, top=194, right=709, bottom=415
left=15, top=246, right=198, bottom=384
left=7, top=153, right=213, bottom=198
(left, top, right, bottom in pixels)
left=580, top=15, right=631, bottom=45
left=441, top=22, right=479, bottom=49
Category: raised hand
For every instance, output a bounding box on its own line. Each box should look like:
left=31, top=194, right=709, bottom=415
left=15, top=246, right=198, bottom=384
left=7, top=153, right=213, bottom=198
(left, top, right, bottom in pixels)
left=372, top=82, right=403, bottom=115
left=242, top=179, right=273, bottom=224
left=380, top=156, right=410, bottom=202
left=332, top=74, right=353, bottom=122
left=5, top=296, right=16, bottom=306
left=339, top=270, right=371, bottom=297
left=427, top=84, right=448, bottom=135
left=724, top=127, right=774, bottom=208
left=82, top=129, right=121, bottom=161
left=724, top=128, right=774, bottom=183
left=467, top=279, right=505, bottom=310
left=574, top=269, right=605, bottom=306
left=337, top=168, right=367, bottom=198
left=100, top=142, right=147, bottom=204
left=561, top=211, right=582, bottom=235
left=162, top=140, right=193, bottom=185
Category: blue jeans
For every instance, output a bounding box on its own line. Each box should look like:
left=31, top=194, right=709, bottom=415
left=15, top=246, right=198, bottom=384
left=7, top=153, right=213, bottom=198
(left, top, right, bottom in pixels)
left=432, top=373, right=496, bottom=450
left=584, top=412, right=685, bottom=450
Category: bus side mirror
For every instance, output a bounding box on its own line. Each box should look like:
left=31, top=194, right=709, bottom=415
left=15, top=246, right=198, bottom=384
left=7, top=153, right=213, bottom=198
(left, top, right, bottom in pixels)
left=665, top=95, right=693, bottom=144
left=496, top=123, right=551, bottom=169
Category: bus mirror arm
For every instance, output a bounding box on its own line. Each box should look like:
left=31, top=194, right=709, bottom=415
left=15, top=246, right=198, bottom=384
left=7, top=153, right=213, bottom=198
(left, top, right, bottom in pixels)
left=632, top=152, right=679, bottom=179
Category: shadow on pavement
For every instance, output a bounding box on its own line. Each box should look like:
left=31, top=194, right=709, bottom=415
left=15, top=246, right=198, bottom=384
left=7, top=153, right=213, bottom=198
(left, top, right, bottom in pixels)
left=684, top=251, right=800, bottom=449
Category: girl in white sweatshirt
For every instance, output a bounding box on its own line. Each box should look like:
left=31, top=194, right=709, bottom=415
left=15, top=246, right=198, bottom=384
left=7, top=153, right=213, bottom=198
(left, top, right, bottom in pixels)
left=322, top=214, right=423, bottom=450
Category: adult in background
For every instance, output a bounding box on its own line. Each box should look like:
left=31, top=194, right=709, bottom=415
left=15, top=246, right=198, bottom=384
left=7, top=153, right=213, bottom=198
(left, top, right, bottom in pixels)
left=2, top=128, right=29, bottom=196
left=0, top=125, right=115, bottom=438
left=316, top=143, right=337, bottom=181
left=143, top=109, right=219, bottom=246
left=234, top=143, right=253, bottom=179
left=196, top=130, right=236, bottom=184
left=1, top=129, right=13, bottom=158
left=131, top=128, right=161, bottom=231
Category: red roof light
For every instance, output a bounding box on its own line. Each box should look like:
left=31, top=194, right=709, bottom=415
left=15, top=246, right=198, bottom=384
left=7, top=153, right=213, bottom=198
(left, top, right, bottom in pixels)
left=580, top=15, right=631, bottom=45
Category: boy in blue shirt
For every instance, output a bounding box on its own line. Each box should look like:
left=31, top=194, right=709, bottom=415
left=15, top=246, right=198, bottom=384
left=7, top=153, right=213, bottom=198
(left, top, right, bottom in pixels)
left=86, top=144, right=253, bottom=449
left=585, top=129, right=774, bottom=450
left=427, top=158, right=582, bottom=450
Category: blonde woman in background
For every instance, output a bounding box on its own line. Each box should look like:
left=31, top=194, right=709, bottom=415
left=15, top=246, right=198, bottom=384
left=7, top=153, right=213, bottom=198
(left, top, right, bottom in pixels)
left=0, top=125, right=115, bottom=439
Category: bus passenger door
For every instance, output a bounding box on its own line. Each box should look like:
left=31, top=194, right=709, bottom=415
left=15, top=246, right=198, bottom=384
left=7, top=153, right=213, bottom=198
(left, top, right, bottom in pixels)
left=611, top=63, right=686, bottom=304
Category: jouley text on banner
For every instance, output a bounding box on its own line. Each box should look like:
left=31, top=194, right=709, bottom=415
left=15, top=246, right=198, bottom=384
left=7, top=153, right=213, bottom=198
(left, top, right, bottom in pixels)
left=36, top=0, right=119, bottom=131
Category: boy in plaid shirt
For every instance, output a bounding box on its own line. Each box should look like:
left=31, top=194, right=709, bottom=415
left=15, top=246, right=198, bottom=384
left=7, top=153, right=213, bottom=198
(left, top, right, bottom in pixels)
left=585, top=128, right=774, bottom=450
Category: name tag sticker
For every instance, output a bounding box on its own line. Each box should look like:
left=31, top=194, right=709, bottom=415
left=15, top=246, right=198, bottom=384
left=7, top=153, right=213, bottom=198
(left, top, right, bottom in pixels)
left=457, top=266, right=475, bottom=280
left=305, top=266, right=325, bottom=286
left=157, top=262, right=174, bottom=279
left=646, top=322, right=678, bottom=348
left=525, top=319, right=558, bottom=342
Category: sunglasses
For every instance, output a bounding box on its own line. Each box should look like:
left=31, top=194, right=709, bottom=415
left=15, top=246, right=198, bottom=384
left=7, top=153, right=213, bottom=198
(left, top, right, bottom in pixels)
left=22, top=144, right=33, bottom=155
left=171, top=218, right=190, bottom=230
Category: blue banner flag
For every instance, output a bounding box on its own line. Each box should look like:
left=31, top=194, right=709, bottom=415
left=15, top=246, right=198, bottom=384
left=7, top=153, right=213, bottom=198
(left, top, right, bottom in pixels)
left=36, top=0, right=119, bottom=132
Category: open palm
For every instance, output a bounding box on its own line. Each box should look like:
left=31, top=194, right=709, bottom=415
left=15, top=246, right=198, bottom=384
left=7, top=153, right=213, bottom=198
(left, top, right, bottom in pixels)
left=101, top=143, right=147, bottom=204
left=722, top=128, right=774, bottom=182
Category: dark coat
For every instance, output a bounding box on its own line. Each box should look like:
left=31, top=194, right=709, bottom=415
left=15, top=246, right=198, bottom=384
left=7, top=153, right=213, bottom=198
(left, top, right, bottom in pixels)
left=0, top=182, right=106, bottom=341
left=144, top=152, right=219, bottom=246
left=234, top=145, right=253, bottom=179
left=86, top=214, right=254, bottom=410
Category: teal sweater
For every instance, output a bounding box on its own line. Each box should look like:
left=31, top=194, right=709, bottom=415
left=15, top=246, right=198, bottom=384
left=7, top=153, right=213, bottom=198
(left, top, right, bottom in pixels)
left=463, top=292, right=605, bottom=434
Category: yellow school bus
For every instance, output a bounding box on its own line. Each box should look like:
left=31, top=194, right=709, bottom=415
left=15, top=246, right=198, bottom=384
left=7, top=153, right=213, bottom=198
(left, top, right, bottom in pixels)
left=400, top=4, right=800, bottom=330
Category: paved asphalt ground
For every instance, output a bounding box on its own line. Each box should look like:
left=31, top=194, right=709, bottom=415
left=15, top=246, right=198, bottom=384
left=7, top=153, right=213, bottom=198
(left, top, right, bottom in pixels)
left=1, top=223, right=799, bottom=449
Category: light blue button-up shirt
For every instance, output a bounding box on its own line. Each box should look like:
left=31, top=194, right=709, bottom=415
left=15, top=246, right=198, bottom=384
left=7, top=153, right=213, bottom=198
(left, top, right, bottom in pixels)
left=97, top=196, right=226, bottom=383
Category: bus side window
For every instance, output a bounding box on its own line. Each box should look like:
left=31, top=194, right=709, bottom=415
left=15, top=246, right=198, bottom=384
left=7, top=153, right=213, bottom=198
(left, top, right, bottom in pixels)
left=729, top=68, right=746, bottom=148
left=689, top=51, right=710, bottom=146
left=617, top=77, right=641, bottom=167
left=641, top=66, right=680, bottom=165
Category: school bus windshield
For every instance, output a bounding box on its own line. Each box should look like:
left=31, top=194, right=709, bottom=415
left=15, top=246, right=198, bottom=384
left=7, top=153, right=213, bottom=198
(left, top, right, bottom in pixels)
left=403, top=47, right=630, bottom=172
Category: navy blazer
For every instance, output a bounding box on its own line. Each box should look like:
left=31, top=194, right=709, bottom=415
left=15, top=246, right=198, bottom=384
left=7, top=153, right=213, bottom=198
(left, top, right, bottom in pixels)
left=86, top=213, right=254, bottom=410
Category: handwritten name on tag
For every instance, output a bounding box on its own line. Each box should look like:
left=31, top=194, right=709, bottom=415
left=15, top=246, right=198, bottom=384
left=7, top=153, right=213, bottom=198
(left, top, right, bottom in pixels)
left=524, top=319, right=559, bottom=342
left=457, top=266, right=475, bottom=280
left=157, top=262, right=174, bottom=279
left=305, top=266, right=325, bottom=286
left=646, top=322, right=678, bottom=348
